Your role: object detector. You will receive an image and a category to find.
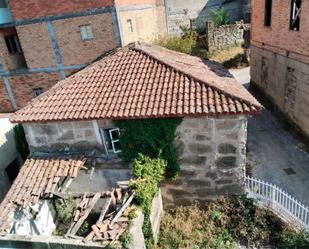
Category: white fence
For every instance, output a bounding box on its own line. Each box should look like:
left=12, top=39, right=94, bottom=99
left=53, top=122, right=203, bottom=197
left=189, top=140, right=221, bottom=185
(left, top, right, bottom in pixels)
left=245, top=176, right=309, bottom=230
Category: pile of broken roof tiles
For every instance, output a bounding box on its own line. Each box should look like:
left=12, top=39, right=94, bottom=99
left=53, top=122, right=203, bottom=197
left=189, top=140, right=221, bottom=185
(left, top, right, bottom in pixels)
left=0, top=156, right=86, bottom=233
left=10, top=42, right=262, bottom=123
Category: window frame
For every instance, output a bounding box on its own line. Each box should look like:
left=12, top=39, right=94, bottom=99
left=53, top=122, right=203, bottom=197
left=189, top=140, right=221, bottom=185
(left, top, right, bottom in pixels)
left=109, top=128, right=121, bottom=154
left=5, top=35, right=22, bottom=54
left=32, top=87, right=44, bottom=97
left=264, top=0, right=272, bottom=27
left=127, top=19, right=133, bottom=32
left=289, top=0, right=301, bottom=31
left=79, top=25, right=94, bottom=41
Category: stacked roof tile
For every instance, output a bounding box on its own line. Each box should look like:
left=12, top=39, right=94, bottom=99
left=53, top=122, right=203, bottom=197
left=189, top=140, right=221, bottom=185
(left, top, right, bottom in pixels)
left=0, top=156, right=86, bottom=233
left=10, top=42, right=262, bottom=123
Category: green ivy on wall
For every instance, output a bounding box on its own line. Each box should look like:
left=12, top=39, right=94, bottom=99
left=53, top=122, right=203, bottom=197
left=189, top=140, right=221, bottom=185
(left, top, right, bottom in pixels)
left=115, top=118, right=182, bottom=179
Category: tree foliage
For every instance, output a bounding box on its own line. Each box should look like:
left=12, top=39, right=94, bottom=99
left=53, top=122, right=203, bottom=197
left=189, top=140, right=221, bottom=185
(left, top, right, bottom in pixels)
left=211, top=7, right=231, bottom=28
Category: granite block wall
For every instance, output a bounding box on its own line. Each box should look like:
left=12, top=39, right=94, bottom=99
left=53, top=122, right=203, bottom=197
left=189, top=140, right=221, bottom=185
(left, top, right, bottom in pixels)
left=162, top=115, right=248, bottom=208
left=23, top=121, right=101, bottom=154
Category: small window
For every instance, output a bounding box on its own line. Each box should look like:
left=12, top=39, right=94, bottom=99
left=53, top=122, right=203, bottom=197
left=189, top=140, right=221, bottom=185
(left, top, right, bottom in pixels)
left=290, top=0, right=301, bottom=31
left=5, top=35, right=22, bottom=54
left=127, top=19, right=133, bottom=32
left=264, top=0, right=272, bottom=27
left=0, top=0, right=8, bottom=8
left=109, top=128, right=121, bottom=153
left=80, top=25, right=94, bottom=40
left=33, top=87, right=43, bottom=97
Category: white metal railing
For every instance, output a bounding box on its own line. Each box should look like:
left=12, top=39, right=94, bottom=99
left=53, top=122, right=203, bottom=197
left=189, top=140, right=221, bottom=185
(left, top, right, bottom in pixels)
left=245, top=176, right=309, bottom=230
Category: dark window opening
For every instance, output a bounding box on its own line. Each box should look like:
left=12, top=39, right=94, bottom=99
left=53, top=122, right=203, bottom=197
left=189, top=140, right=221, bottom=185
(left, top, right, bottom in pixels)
left=290, top=0, right=301, bottom=31
left=5, top=158, right=20, bottom=183
left=100, top=128, right=121, bottom=154
left=0, top=0, right=8, bottom=8
left=5, top=35, right=22, bottom=54
left=264, top=0, right=272, bottom=26
left=32, top=87, right=43, bottom=97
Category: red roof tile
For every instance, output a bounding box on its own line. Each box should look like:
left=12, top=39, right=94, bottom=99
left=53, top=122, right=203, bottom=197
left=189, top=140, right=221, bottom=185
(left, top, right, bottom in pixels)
left=10, top=42, right=262, bottom=123
left=0, top=156, right=86, bottom=233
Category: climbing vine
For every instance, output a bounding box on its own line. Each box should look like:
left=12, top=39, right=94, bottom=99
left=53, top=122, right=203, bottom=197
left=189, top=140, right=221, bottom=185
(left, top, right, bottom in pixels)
left=115, top=118, right=182, bottom=179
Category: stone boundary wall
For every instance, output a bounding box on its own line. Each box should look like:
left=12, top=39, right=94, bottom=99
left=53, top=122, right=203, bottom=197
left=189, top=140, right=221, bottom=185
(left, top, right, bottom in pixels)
left=203, top=21, right=246, bottom=52
left=23, top=121, right=102, bottom=154
left=162, top=116, right=248, bottom=208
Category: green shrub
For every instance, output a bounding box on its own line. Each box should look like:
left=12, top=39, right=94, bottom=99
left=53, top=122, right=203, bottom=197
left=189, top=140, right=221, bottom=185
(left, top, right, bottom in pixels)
left=155, top=34, right=197, bottom=55
left=129, top=154, right=166, bottom=213
left=211, top=7, right=231, bottom=28
left=129, top=155, right=166, bottom=249
left=132, top=154, right=166, bottom=183
left=156, top=195, right=309, bottom=249
left=115, top=118, right=181, bottom=179
left=13, top=124, right=30, bottom=161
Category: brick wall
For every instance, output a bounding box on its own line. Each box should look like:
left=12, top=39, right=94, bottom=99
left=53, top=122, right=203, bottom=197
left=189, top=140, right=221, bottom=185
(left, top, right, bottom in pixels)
left=16, top=23, right=56, bottom=68
left=251, top=0, right=309, bottom=64
left=53, top=13, right=117, bottom=66
left=0, top=80, right=14, bottom=113
left=9, top=0, right=113, bottom=21
left=8, top=72, right=61, bottom=108
left=251, top=0, right=309, bottom=137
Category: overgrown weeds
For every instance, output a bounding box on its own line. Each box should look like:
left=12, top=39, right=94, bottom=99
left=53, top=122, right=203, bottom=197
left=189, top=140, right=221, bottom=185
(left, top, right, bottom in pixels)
left=129, top=154, right=167, bottom=249
left=156, top=195, right=309, bottom=249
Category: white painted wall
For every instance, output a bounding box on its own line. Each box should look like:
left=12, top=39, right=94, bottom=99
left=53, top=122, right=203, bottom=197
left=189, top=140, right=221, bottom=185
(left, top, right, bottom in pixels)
left=0, top=118, right=19, bottom=201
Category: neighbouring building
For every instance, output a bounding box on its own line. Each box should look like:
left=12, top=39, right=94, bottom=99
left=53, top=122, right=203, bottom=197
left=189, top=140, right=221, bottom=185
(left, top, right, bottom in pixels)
left=165, top=0, right=251, bottom=36
left=250, top=0, right=309, bottom=137
left=0, top=0, right=167, bottom=113
left=10, top=42, right=263, bottom=207
left=0, top=114, right=23, bottom=201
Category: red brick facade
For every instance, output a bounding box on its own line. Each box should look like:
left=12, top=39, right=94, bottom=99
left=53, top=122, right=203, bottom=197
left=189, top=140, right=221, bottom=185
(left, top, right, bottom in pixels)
left=9, top=0, right=113, bottom=21
left=251, top=0, right=309, bottom=64
left=9, top=72, right=61, bottom=109
left=53, top=13, right=117, bottom=66
left=0, top=81, right=14, bottom=113
left=251, top=0, right=309, bottom=136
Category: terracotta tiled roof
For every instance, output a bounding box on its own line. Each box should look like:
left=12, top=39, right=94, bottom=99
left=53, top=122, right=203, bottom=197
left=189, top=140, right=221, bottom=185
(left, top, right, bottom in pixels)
left=10, top=42, right=262, bottom=123
left=0, top=156, right=86, bottom=233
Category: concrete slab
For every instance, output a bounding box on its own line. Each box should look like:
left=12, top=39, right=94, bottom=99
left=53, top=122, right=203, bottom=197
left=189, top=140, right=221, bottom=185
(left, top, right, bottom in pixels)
left=231, top=67, right=309, bottom=207
left=69, top=164, right=131, bottom=193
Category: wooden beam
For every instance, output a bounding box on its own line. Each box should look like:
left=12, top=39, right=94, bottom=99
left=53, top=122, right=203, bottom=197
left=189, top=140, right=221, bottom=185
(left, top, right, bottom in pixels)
left=111, top=192, right=135, bottom=225
left=67, top=192, right=101, bottom=235
left=96, top=197, right=112, bottom=225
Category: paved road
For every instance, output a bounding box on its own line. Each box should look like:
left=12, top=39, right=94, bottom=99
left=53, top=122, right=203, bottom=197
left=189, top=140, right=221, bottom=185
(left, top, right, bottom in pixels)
left=230, top=67, right=309, bottom=207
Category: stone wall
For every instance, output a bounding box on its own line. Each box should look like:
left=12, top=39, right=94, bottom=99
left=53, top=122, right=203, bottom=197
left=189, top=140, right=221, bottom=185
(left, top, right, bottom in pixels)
left=23, top=121, right=101, bottom=154
left=162, top=115, right=248, bottom=208
left=251, top=45, right=309, bottom=137
left=165, top=0, right=250, bottom=36
left=203, top=21, right=244, bottom=52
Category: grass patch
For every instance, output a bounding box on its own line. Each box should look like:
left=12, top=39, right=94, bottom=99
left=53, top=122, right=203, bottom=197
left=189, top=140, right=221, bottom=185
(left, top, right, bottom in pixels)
left=209, top=46, right=249, bottom=69
left=156, top=195, right=309, bottom=249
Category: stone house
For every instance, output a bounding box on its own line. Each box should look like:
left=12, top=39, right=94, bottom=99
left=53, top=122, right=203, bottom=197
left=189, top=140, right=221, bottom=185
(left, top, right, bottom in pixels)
left=10, top=42, right=263, bottom=206
left=251, top=0, right=309, bottom=138
left=0, top=0, right=167, bottom=113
